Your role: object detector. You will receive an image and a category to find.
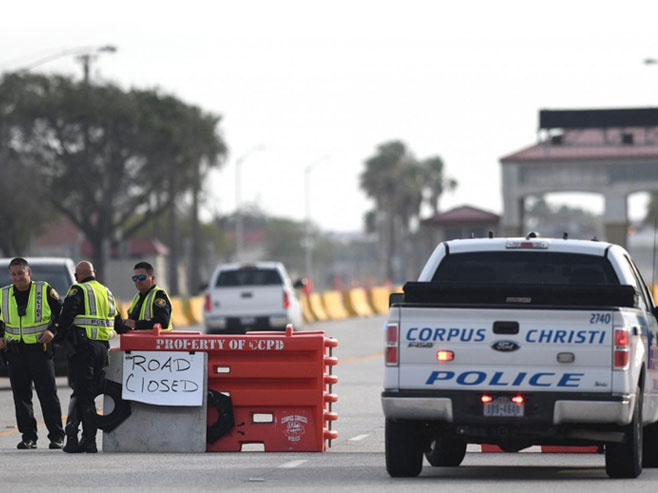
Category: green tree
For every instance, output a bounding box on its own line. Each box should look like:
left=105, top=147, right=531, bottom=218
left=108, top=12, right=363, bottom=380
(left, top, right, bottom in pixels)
left=0, top=72, right=227, bottom=280
left=0, top=77, right=53, bottom=255
left=0, top=159, right=52, bottom=256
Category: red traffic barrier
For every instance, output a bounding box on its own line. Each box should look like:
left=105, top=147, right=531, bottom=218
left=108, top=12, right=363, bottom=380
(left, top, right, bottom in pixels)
left=206, top=325, right=338, bottom=452
left=481, top=444, right=504, bottom=453
left=540, top=445, right=598, bottom=453
left=119, top=325, right=338, bottom=452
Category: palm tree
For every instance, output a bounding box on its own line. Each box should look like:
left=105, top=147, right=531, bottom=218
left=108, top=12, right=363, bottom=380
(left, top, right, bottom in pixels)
left=360, top=141, right=457, bottom=281
left=360, top=141, right=410, bottom=280
left=422, top=156, right=457, bottom=216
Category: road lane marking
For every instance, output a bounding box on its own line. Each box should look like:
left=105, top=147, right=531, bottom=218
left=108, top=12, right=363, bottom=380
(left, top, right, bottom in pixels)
left=0, top=428, right=20, bottom=437
left=341, top=352, right=382, bottom=364
left=278, top=460, right=308, bottom=469
left=348, top=434, right=370, bottom=441
left=0, top=415, right=68, bottom=437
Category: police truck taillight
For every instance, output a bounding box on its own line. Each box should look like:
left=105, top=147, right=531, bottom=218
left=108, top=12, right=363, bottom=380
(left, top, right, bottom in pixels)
left=436, top=350, right=454, bottom=362
left=613, top=328, right=630, bottom=369
left=511, top=395, right=525, bottom=405
left=283, top=289, right=290, bottom=309
left=385, top=323, right=399, bottom=366
left=204, top=293, right=211, bottom=312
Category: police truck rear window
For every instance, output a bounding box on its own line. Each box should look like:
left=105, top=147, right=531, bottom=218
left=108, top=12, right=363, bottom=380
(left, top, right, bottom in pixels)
left=432, top=252, right=619, bottom=285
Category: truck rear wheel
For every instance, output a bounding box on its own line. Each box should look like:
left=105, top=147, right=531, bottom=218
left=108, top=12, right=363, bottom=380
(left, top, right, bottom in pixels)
left=385, top=419, right=423, bottom=477
left=642, top=420, right=658, bottom=468
left=425, top=434, right=467, bottom=467
left=605, top=388, right=642, bottom=478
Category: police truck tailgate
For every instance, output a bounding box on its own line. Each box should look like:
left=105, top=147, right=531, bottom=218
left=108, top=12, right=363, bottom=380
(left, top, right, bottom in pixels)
left=397, top=306, right=614, bottom=393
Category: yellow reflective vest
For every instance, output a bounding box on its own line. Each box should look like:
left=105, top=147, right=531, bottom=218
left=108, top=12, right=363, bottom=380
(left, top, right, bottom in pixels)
left=128, top=286, right=173, bottom=330
left=0, top=282, right=53, bottom=344
left=71, top=280, right=117, bottom=341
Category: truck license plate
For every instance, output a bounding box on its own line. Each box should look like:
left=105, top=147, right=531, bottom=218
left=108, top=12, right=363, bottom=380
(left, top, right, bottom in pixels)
left=483, top=398, right=524, bottom=417
left=240, top=317, right=256, bottom=325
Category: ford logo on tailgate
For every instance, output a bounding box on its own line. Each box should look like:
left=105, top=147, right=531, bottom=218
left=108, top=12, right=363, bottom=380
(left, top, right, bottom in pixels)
left=492, top=340, right=520, bottom=352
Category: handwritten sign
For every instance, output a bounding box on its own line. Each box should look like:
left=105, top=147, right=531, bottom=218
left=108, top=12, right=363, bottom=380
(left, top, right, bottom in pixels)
left=122, top=351, right=204, bottom=406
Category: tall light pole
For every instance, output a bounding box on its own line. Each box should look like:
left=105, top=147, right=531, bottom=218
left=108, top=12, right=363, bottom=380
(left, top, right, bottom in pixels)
left=304, top=155, right=330, bottom=280
left=235, top=146, right=265, bottom=262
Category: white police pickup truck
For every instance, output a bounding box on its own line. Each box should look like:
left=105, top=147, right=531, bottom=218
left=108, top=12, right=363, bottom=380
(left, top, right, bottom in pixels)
left=382, top=235, right=658, bottom=478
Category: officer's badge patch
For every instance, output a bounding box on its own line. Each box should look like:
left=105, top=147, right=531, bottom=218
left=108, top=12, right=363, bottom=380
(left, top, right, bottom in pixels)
left=51, top=289, right=60, bottom=300
left=67, top=287, right=79, bottom=297
left=155, top=298, right=166, bottom=308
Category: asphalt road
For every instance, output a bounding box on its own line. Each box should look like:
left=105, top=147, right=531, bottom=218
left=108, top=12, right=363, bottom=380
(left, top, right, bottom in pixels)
left=1, top=317, right=658, bottom=491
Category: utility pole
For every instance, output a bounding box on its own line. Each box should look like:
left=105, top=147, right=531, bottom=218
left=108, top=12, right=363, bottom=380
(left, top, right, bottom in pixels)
left=76, top=45, right=117, bottom=83
left=17, top=45, right=117, bottom=79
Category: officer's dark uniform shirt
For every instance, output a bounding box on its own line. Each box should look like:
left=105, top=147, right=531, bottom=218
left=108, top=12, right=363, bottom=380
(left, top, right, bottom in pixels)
left=129, top=285, right=172, bottom=330
left=0, top=284, right=62, bottom=341
left=55, top=276, right=126, bottom=336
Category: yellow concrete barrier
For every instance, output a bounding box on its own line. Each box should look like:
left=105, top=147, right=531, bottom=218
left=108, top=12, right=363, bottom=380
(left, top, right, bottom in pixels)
left=308, top=292, right=329, bottom=321
left=370, top=286, right=392, bottom=315
left=170, top=297, right=191, bottom=328
left=345, top=288, right=375, bottom=317
left=184, top=296, right=204, bottom=325
left=321, top=290, right=350, bottom=320
left=300, top=294, right=316, bottom=323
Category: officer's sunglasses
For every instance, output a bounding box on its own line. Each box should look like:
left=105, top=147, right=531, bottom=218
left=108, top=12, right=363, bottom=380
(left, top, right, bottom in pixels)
left=132, top=274, right=148, bottom=282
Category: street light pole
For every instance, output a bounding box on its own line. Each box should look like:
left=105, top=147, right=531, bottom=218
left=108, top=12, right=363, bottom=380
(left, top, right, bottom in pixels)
left=304, top=166, right=313, bottom=279
left=304, top=155, right=330, bottom=281
left=235, top=146, right=264, bottom=262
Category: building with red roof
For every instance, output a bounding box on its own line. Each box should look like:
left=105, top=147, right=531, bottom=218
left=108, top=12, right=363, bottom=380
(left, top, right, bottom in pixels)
left=422, top=205, right=500, bottom=243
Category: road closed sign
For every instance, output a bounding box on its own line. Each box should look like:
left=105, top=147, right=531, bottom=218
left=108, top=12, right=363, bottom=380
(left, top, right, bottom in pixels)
left=122, top=351, right=204, bottom=406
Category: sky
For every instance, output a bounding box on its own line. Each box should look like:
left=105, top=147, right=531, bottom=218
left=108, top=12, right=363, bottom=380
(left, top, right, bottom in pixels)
left=2, top=0, right=658, bottom=232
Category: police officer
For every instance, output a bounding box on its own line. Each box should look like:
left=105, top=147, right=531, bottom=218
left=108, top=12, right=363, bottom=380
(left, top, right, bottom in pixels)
left=124, top=261, right=173, bottom=331
left=55, top=261, right=118, bottom=453
left=0, top=257, right=65, bottom=449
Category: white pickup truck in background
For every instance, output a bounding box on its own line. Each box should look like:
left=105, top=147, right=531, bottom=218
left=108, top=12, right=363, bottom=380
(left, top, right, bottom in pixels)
left=203, top=261, right=302, bottom=334
left=382, top=235, right=658, bottom=478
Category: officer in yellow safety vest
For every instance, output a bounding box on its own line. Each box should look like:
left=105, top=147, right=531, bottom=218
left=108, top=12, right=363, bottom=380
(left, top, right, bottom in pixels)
left=54, top=261, right=121, bottom=453
left=0, top=257, right=66, bottom=450
left=123, top=261, right=173, bottom=331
